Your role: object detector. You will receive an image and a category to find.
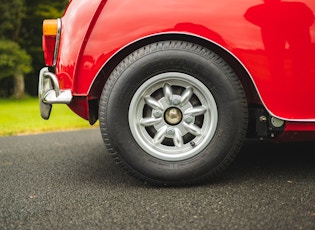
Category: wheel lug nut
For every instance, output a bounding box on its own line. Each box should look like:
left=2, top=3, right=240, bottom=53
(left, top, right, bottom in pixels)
left=184, top=115, right=193, bottom=124
left=167, top=128, right=175, bottom=136
left=172, top=99, right=180, bottom=105
left=153, top=110, right=162, bottom=118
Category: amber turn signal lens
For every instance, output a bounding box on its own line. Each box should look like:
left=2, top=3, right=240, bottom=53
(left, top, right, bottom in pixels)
left=43, top=19, right=59, bottom=36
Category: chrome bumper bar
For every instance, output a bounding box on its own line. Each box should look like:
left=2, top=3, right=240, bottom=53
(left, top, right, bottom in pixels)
left=38, top=67, right=72, bottom=119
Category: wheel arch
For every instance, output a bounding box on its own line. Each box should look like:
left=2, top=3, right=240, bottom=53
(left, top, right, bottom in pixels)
left=88, top=33, right=261, bottom=123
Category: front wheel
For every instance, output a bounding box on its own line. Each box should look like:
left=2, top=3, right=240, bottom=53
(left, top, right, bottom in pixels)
left=99, top=41, right=248, bottom=186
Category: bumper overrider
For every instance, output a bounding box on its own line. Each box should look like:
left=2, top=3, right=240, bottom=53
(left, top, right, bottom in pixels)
left=38, top=67, right=72, bottom=119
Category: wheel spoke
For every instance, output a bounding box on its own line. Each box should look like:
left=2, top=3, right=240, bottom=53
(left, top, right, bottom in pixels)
left=173, top=128, right=183, bottom=148
left=183, top=123, right=202, bottom=136
left=184, top=106, right=207, bottom=116
left=163, top=83, right=173, bottom=105
left=180, top=86, right=193, bottom=106
left=140, top=117, right=162, bottom=126
left=144, top=96, right=163, bottom=110
left=153, top=126, right=168, bottom=145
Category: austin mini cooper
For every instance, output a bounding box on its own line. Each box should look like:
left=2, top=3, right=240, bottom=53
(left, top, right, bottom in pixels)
left=39, top=0, right=315, bottom=185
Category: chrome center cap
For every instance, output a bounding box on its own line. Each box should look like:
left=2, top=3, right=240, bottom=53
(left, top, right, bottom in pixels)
left=165, top=107, right=182, bottom=125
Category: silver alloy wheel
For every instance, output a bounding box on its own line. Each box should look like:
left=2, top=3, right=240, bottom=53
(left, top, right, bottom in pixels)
left=128, top=72, right=218, bottom=161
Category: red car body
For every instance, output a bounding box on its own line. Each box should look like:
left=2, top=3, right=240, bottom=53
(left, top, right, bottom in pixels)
left=39, top=0, right=315, bottom=185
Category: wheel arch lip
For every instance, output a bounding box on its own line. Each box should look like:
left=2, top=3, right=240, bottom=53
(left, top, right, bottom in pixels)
left=88, top=32, right=263, bottom=111
left=90, top=31, right=315, bottom=123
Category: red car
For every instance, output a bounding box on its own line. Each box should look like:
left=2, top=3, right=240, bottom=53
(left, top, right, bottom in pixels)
left=39, top=0, right=315, bottom=185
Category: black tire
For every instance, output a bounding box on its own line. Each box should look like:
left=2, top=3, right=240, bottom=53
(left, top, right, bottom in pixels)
left=99, top=41, right=248, bottom=186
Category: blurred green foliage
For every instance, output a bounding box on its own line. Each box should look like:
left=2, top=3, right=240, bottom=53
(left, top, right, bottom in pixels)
left=0, top=40, right=32, bottom=79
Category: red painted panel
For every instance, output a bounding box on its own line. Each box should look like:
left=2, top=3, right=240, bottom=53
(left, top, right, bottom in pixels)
left=56, top=0, right=315, bottom=121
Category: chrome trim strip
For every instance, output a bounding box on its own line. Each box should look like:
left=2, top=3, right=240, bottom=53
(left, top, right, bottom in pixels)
left=53, top=18, right=61, bottom=67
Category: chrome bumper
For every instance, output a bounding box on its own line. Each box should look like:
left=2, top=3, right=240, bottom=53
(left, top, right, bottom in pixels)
left=38, top=67, right=72, bottom=119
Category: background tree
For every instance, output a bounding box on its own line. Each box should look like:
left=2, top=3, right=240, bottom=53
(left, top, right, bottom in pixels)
left=0, top=40, right=32, bottom=98
left=0, top=0, right=31, bottom=98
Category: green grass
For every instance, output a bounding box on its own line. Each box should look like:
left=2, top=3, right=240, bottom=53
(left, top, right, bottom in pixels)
left=0, top=97, right=98, bottom=136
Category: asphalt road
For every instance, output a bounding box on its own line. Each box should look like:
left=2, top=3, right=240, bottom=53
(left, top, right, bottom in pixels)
left=0, top=129, right=314, bottom=230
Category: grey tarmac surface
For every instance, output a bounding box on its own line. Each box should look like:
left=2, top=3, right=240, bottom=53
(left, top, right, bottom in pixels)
left=0, top=129, right=314, bottom=230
